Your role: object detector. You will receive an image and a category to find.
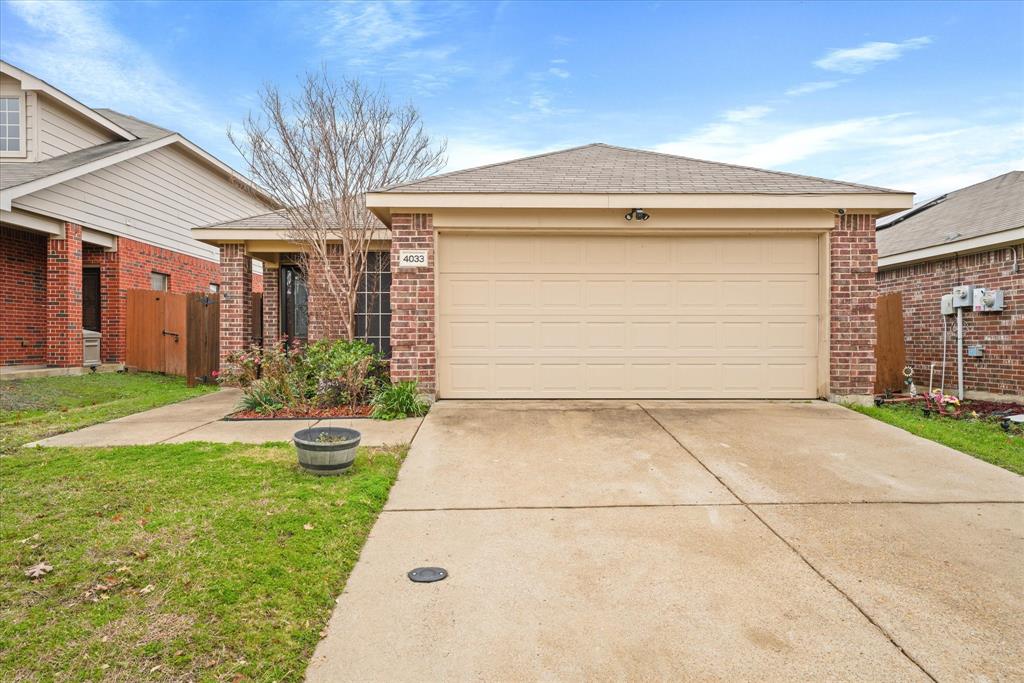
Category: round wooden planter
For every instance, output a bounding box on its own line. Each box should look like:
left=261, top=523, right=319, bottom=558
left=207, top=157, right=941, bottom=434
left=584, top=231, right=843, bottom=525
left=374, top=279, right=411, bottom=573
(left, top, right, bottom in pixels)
left=293, top=427, right=361, bottom=476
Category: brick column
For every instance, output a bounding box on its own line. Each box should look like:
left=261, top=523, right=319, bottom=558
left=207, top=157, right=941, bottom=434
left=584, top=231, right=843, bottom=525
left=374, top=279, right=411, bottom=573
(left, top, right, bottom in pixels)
left=389, top=213, right=435, bottom=395
left=98, top=243, right=123, bottom=362
left=46, top=223, right=84, bottom=367
left=219, top=243, right=253, bottom=364
left=262, top=264, right=280, bottom=348
left=307, top=245, right=349, bottom=340
left=830, top=213, right=878, bottom=400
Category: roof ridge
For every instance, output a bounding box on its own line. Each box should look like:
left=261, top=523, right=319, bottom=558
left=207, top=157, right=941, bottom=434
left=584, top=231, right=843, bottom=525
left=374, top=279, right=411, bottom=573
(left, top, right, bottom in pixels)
left=374, top=143, right=602, bottom=192
left=594, top=142, right=905, bottom=194
left=947, top=169, right=1023, bottom=197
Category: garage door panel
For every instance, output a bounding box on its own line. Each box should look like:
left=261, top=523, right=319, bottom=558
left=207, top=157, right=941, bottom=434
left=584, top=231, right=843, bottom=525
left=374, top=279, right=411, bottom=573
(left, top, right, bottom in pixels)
left=442, top=234, right=819, bottom=275
left=438, top=234, right=820, bottom=398
left=440, top=316, right=816, bottom=357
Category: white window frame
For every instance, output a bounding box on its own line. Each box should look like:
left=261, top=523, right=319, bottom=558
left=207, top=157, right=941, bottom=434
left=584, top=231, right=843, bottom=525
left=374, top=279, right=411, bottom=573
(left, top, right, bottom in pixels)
left=150, top=272, right=170, bottom=292
left=0, top=93, right=27, bottom=158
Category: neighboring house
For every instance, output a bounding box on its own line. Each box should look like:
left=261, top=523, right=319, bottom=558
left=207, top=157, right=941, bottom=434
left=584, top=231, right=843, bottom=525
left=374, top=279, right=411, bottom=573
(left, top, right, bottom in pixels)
left=0, top=61, right=276, bottom=369
left=195, top=144, right=913, bottom=402
left=877, top=172, right=1023, bottom=401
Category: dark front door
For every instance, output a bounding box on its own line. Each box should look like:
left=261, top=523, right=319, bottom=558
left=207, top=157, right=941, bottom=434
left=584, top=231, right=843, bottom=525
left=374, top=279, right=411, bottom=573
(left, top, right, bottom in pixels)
left=280, top=265, right=308, bottom=343
left=83, top=268, right=101, bottom=331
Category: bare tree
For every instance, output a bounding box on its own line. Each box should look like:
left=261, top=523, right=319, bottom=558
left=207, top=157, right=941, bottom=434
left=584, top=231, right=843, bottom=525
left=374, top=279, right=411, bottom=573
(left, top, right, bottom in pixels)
left=230, top=70, right=446, bottom=340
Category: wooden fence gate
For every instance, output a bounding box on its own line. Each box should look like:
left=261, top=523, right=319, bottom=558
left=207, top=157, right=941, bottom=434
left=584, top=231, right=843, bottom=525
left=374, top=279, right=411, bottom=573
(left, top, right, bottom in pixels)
left=874, top=292, right=907, bottom=394
left=127, top=290, right=220, bottom=387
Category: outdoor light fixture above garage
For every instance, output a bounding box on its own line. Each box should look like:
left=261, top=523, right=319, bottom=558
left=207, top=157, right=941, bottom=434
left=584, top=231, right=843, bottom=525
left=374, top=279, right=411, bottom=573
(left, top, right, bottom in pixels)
left=624, top=208, right=650, bottom=221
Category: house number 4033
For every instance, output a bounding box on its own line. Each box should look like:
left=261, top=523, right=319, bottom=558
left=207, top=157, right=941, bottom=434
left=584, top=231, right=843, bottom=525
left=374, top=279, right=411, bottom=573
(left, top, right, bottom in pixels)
left=398, top=249, right=428, bottom=268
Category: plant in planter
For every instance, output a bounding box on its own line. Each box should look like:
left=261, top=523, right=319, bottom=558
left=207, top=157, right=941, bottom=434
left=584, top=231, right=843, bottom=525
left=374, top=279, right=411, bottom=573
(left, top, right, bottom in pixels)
left=293, top=426, right=362, bottom=476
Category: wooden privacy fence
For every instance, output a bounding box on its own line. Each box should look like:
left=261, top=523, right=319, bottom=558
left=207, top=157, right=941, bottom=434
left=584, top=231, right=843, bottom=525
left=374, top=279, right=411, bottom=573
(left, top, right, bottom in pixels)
left=874, top=292, right=907, bottom=395
left=126, top=290, right=220, bottom=387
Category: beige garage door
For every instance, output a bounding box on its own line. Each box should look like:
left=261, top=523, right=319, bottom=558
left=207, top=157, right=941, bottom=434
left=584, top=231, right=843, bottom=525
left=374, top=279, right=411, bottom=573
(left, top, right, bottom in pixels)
left=437, top=233, right=820, bottom=398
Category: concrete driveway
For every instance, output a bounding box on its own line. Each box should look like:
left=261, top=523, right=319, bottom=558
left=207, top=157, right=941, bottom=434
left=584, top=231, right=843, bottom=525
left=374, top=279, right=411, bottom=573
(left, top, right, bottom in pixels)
left=308, top=400, right=1024, bottom=682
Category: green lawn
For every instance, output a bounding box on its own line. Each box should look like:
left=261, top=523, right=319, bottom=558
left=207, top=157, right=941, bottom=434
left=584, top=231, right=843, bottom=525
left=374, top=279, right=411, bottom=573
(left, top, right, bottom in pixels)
left=0, top=373, right=216, bottom=453
left=852, top=403, right=1024, bottom=475
left=0, top=442, right=406, bottom=682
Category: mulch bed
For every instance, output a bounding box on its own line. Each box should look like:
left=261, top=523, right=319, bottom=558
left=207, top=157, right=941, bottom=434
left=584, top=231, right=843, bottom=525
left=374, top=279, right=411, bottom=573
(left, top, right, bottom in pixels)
left=879, top=394, right=1022, bottom=419
left=225, top=405, right=373, bottom=420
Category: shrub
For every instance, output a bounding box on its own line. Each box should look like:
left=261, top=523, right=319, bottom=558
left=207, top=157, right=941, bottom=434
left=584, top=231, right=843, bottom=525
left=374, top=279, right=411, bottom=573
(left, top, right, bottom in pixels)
left=371, top=381, right=430, bottom=420
left=221, top=339, right=388, bottom=415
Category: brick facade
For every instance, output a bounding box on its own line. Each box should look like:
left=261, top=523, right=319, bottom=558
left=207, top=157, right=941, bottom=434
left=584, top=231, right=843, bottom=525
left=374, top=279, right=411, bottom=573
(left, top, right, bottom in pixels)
left=219, top=243, right=253, bottom=364
left=262, top=265, right=280, bottom=348
left=2, top=223, right=239, bottom=367
left=829, top=213, right=879, bottom=398
left=308, top=246, right=351, bottom=341
left=389, top=213, right=436, bottom=394
left=878, top=246, right=1022, bottom=398
left=0, top=226, right=47, bottom=364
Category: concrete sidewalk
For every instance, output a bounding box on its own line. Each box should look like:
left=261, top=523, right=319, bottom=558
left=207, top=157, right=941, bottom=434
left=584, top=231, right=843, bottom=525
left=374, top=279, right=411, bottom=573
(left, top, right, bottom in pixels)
left=29, top=389, right=422, bottom=447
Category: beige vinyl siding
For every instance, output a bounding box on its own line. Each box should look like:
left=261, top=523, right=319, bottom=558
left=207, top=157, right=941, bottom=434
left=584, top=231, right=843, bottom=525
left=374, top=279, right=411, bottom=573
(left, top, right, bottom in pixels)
left=12, top=144, right=270, bottom=262
left=437, top=232, right=821, bottom=399
left=37, top=95, right=118, bottom=159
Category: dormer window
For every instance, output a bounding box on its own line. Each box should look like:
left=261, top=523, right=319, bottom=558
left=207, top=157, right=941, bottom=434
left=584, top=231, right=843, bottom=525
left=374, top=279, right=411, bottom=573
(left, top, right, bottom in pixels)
left=0, top=96, right=22, bottom=153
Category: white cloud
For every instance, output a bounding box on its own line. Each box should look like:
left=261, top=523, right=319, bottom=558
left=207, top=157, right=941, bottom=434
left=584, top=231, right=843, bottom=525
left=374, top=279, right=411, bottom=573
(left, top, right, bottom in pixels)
left=3, top=0, right=232, bottom=154
left=655, top=108, right=1024, bottom=199
left=785, top=80, right=844, bottom=96
left=548, top=67, right=570, bottom=79
left=815, top=36, right=932, bottom=74
left=723, top=105, right=773, bottom=123
left=315, top=1, right=464, bottom=96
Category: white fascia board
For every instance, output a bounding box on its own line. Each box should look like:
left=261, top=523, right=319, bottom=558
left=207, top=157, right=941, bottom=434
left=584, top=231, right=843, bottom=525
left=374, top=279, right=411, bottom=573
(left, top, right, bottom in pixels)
left=878, top=227, right=1024, bottom=268
left=365, top=192, right=914, bottom=212
left=0, top=60, right=137, bottom=140
left=0, top=208, right=64, bottom=236
left=81, top=227, right=117, bottom=250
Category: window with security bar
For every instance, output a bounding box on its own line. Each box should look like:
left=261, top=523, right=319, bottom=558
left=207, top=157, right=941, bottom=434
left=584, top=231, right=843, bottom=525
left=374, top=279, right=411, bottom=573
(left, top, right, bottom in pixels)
left=355, top=252, right=392, bottom=357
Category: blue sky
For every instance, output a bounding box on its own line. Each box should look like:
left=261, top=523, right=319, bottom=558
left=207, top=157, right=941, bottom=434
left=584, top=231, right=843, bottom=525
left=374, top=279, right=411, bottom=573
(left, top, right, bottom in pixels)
left=1, top=0, right=1022, bottom=199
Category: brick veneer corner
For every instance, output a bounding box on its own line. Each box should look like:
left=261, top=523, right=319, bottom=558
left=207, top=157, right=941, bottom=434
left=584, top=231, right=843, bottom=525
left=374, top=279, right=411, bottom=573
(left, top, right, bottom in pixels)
left=46, top=223, right=84, bottom=367
left=219, top=243, right=253, bottom=364
left=389, top=213, right=436, bottom=395
left=878, top=246, right=1022, bottom=398
left=308, top=245, right=350, bottom=340
left=829, top=213, right=878, bottom=398
left=262, top=265, right=280, bottom=348
left=0, top=226, right=47, bottom=365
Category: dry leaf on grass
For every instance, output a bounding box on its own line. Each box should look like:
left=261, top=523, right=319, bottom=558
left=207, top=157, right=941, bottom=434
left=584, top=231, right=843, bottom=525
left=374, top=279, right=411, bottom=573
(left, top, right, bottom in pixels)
left=303, top=523, right=315, bottom=530
left=24, top=561, right=52, bottom=579
left=139, top=584, right=155, bottom=595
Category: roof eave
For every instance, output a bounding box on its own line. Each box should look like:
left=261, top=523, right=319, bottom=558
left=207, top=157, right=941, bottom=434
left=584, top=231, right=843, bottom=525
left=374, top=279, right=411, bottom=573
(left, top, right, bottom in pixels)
left=1, top=60, right=138, bottom=141
left=365, top=191, right=913, bottom=213
left=878, top=226, right=1024, bottom=269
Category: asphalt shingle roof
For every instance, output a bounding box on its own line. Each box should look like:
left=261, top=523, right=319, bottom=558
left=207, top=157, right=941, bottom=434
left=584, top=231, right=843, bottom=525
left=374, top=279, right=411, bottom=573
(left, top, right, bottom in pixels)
left=377, top=143, right=905, bottom=195
left=200, top=208, right=384, bottom=231
left=876, top=171, right=1024, bottom=257
left=0, top=109, right=172, bottom=191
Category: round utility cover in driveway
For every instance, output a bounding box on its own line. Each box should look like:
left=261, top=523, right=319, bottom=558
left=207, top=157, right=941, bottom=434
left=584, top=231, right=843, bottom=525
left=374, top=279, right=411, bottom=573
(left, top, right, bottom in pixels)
left=408, top=567, right=448, bottom=583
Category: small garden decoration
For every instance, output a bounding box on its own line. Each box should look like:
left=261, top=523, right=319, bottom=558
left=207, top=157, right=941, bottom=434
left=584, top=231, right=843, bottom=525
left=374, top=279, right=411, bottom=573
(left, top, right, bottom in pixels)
left=219, top=339, right=429, bottom=420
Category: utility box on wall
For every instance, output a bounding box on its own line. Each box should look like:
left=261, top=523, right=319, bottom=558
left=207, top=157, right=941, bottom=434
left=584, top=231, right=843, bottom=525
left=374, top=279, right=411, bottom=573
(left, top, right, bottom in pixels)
left=951, top=285, right=974, bottom=308
left=972, top=288, right=1005, bottom=312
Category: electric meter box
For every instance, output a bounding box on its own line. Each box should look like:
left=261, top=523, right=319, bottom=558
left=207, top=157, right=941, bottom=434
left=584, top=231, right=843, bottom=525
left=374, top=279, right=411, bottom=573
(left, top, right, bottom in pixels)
left=940, top=294, right=954, bottom=316
left=951, top=285, right=974, bottom=308
left=972, top=288, right=1004, bottom=312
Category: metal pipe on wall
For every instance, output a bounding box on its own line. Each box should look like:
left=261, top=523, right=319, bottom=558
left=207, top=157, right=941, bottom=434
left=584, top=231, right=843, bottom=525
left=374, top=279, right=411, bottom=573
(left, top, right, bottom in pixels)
left=956, top=307, right=964, bottom=400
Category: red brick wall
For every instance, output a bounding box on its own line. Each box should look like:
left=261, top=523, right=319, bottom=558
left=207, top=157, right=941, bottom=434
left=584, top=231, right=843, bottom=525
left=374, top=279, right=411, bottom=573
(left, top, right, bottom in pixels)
left=0, top=226, right=47, bottom=365
left=219, top=243, right=253, bottom=364
left=46, top=223, right=84, bottom=367
left=262, top=266, right=280, bottom=348
left=389, top=213, right=435, bottom=395
left=878, top=246, right=1023, bottom=398
left=4, top=225, right=233, bottom=366
left=308, top=245, right=350, bottom=340
left=830, top=214, right=879, bottom=398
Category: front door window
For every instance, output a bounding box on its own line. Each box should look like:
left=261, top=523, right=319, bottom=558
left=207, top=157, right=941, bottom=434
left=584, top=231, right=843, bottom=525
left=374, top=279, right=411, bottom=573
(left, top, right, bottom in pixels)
left=281, top=265, right=308, bottom=343
left=82, top=268, right=101, bottom=332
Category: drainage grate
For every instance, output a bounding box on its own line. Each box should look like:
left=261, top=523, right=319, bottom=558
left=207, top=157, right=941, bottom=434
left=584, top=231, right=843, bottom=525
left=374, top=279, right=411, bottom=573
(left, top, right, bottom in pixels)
left=408, top=567, right=448, bottom=583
